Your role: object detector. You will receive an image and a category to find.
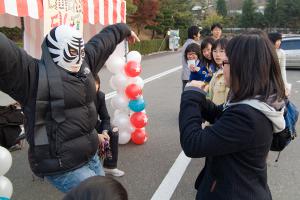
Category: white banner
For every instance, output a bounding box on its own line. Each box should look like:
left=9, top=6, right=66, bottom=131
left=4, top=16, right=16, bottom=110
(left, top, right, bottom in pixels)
left=43, top=0, right=83, bottom=36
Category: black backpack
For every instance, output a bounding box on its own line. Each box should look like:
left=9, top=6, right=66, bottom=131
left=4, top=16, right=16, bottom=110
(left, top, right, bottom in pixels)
left=0, top=104, right=24, bottom=148
left=270, top=100, right=299, bottom=161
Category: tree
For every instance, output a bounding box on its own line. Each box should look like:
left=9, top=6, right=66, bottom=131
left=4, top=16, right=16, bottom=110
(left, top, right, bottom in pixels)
left=128, top=0, right=160, bottom=35
left=126, top=0, right=138, bottom=16
left=253, top=12, right=267, bottom=29
left=281, top=0, right=300, bottom=28
left=150, top=0, right=193, bottom=38
left=240, top=0, right=256, bottom=28
left=264, top=0, right=287, bottom=28
left=264, top=0, right=277, bottom=27
left=201, top=11, right=224, bottom=28
left=216, top=0, right=227, bottom=17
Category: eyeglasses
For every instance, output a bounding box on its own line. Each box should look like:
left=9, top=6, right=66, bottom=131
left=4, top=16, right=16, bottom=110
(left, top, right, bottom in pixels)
left=222, top=60, right=230, bottom=66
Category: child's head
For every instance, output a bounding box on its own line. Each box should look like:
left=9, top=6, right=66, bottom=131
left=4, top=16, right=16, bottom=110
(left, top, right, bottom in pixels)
left=184, top=43, right=201, bottom=62
left=211, top=23, right=223, bottom=40
left=200, top=37, right=215, bottom=62
left=187, top=26, right=201, bottom=41
left=212, top=38, right=228, bottom=67
left=63, top=176, right=128, bottom=200
left=268, top=32, right=282, bottom=49
left=94, top=75, right=100, bottom=92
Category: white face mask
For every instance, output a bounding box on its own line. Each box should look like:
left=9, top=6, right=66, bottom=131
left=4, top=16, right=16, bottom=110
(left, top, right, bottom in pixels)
left=46, top=25, right=85, bottom=73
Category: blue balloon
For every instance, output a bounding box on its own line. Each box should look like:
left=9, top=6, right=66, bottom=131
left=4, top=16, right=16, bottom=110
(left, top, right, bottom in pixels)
left=128, top=98, right=146, bottom=112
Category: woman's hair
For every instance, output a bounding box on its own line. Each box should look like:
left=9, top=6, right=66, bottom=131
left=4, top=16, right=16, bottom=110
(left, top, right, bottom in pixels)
left=226, top=30, right=285, bottom=102
left=184, top=43, right=201, bottom=61
left=268, top=32, right=282, bottom=45
left=211, top=38, right=228, bottom=66
left=63, top=176, right=128, bottom=200
left=200, top=37, right=215, bottom=65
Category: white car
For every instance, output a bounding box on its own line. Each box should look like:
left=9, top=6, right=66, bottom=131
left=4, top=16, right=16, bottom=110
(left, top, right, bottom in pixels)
left=281, top=35, right=300, bottom=68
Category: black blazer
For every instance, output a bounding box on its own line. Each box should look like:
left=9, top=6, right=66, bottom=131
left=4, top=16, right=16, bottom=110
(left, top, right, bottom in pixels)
left=179, top=88, right=273, bottom=200
left=95, top=91, right=111, bottom=133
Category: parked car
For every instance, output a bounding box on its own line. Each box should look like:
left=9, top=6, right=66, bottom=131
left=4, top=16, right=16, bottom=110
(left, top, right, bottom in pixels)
left=281, top=35, right=300, bottom=68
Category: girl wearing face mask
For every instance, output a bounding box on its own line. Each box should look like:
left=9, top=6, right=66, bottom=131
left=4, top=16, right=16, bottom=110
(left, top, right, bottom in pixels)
left=184, top=43, right=201, bottom=80
left=188, top=38, right=216, bottom=85
left=208, top=38, right=229, bottom=105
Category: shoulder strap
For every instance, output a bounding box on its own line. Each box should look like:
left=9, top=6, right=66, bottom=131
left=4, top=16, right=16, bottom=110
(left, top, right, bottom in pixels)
left=34, top=62, right=49, bottom=145
left=41, top=40, right=66, bottom=123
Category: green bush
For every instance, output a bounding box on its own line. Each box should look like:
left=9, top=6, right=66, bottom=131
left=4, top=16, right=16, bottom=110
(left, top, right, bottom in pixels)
left=0, top=27, right=22, bottom=41
left=129, top=39, right=169, bottom=55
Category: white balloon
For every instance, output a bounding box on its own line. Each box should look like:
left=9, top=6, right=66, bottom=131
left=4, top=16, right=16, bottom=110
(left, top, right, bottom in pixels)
left=113, top=113, right=130, bottom=130
left=127, top=51, right=142, bottom=63
left=118, top=131, right=131, bottom=144
left=112, top=74, right=128, bottom=91
left=109, top=77, right=117, bottom=90
left=106, top=57, right=126, bottom=74
left=112, top=110, right=129, bottom=126
left=111, top=94, right=129, bottom=111
left=0, top=176, right=13, bottom=198
left=114, top=109, right=122, bottom=117
left=0, top=146, right=12, bottom=176
left=127, top=76, right=144, bottom=89
left=117, top=120, right=133, bottom=133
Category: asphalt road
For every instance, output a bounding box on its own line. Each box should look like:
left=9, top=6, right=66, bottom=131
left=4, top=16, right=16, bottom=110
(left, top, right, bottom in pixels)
left=2, top=51, right=300, bottom=200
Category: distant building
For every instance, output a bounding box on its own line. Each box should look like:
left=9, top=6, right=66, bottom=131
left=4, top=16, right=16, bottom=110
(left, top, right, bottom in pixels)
left=225, top=0, right=267, bottom=15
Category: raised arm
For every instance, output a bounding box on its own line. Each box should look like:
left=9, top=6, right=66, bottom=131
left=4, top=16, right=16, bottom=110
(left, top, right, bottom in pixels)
left=179, top=89, right=256, bottom=158
left=0, top=33, right=37, bottom=105
left=84, top=23, right=133, bottom=75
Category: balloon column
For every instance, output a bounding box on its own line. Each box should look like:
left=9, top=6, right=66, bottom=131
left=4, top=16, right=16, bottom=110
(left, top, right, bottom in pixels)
left=0, top=146, right=13, bottom=200
left=106, top=51, right=148, bottom=145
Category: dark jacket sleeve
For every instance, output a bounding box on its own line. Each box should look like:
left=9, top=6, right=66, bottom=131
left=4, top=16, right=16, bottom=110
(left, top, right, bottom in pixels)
left=84, top=23, right=131, bottom=75
left=179, top=89, right=256, bottom=158
left=95, top=91, right=111, bottom=133
left=0, top=33, right=38, bottom=105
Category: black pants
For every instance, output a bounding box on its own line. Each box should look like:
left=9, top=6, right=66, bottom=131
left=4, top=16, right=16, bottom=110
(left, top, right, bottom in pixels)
left=103, top=129, right=119, bottom=169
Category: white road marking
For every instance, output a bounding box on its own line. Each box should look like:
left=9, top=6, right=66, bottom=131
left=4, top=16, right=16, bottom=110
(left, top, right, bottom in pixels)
left=105, top=66, right=181, bottom=100
left=296, top=81, right=300, bottom=83
left=151, top=152, right=191, bottom=200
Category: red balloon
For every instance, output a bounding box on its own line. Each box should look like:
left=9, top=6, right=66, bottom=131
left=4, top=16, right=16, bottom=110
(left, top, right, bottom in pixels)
left=130, top=112, right=148, bottom=128
left=131, top=129, right=147, bottom=145
left=124, top=61, right=141, bottom=77
left=125, top=84, right=142, bottom=100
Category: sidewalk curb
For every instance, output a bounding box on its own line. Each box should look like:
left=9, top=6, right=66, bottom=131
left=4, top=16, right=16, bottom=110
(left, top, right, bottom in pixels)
left=142, top=49, right=182, bottom=60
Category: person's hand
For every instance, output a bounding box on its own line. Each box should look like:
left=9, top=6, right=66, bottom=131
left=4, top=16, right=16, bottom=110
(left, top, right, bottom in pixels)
left=285, top=83, right=291, bottom=97
left=189, top=64, right=196, bottom=72
left=127, top=31, right=140, bottom=44
left=285, top=88, right=290, bottom=97
left=98, top=133, right=110, bottom=144
left=102, top=131, right=110, bottom=141
left=187, top=80, right=209, bottom=92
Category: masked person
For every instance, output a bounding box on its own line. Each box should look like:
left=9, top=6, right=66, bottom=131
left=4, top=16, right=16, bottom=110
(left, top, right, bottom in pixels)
left=0, top=23, right=139, bottom=193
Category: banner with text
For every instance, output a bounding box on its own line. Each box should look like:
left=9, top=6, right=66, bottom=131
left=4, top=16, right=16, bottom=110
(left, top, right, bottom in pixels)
left=43, top=0, right=83, bottom=36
